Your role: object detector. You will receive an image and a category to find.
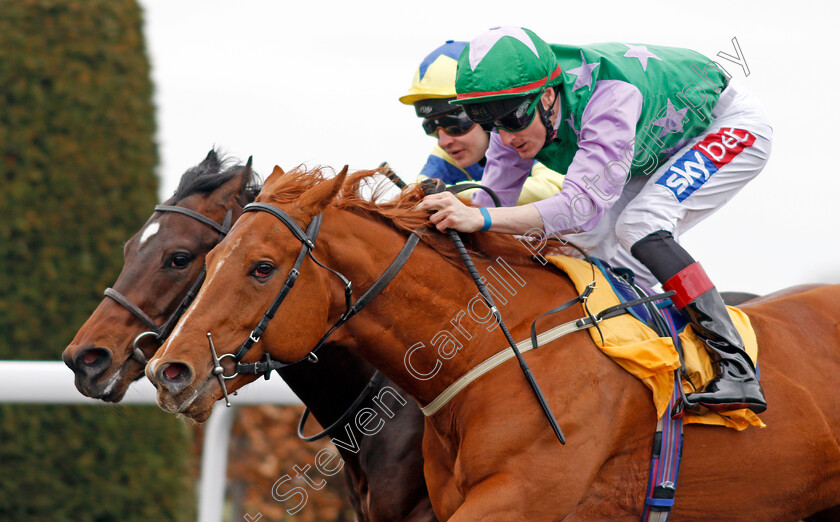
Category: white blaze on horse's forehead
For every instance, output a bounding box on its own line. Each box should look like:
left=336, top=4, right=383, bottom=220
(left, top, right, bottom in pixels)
left=163, top=236, right=243, bottom=356
left=138, top=221, right=161, bottom=248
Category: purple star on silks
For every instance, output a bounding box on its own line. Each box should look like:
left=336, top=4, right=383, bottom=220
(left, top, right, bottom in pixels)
left=623, top=43, right=662, bottom=72
left=567, top=51, right=599, bottom=91
left=651, top=99, right=689, bottom=137
left=468, top=27, right=539, bottom=70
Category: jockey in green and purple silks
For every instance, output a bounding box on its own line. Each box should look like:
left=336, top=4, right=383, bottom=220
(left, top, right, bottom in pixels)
left=416, top=27, right=772, bottom=414
left=400, top=40, right=565, bottom=203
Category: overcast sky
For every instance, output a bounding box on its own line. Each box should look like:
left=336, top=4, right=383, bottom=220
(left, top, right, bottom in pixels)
left=136, top=0, right=838, bottom=294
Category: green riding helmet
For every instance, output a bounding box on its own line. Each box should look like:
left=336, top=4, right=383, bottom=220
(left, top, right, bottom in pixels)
left=453, top=27, right=562, bottom=145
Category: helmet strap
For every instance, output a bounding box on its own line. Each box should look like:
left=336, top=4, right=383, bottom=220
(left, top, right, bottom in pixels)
left=536, top=87, right=559, bottom=148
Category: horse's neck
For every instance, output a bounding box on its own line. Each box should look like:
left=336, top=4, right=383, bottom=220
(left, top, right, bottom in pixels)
left=323, top=210, right=582, bottom=406
left=277, top=346, right=376, bottom=428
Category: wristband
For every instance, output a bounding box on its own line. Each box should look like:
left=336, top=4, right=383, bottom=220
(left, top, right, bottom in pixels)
left=479, top=207, right=492, bottom=232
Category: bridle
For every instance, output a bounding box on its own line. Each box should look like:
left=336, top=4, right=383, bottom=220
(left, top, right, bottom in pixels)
left=207, top=201, right=420, bottom=407
left=103, top=205, right=233, bottom=365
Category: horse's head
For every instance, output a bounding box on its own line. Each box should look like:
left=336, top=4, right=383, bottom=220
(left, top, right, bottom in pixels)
left=147, top=165, right=351, bottom=421
left=63, top=150, right=259, bottom=402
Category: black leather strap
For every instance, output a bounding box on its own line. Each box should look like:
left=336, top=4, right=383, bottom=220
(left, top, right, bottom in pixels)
left=104, top=287, right=160, bottom=334
left=232, top=215, right=321, bottom=362
left=231, top=200, right=420, bottom=375
left=234, top=231, right=420, bottom=374
left=104, top=205, right=233, bottom=359
left=301, top=233, right=420, bottom=360
left=155, top=205, right=230, bottom=236
left=243, top=203, right=315, bottom=250
left=297, top=371, right=386, bottom=442
left=446, top=183, right=502, bottom=208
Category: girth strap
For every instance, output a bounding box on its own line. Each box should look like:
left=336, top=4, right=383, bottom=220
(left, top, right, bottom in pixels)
left=641, top=306, right=686, bottom=522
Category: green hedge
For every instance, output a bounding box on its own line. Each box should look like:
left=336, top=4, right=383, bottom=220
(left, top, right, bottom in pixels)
left=0, top=1, right=194, bottom=519
left=0, top=405, right=195, bottom=521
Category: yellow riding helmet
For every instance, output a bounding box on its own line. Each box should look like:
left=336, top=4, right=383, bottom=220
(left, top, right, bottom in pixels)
left=400, top=40, right=468, bottom=117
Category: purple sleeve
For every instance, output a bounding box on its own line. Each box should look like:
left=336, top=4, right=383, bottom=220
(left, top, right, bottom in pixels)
left=471, top=131, right=534, bottom=208
left=533, top=80, right=643, bottom=236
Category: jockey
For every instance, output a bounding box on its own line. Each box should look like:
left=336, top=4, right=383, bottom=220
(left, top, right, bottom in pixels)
left=400, top=40, right=565, bottom=203
left=416, top=27, right=771, bottom=414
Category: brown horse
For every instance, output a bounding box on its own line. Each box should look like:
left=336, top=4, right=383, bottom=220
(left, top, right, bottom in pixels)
left=64, top=153, right=434, bottom=521
left=63, top=150, right=258, bottom=401
left=148, top=165, right=840, bottom=521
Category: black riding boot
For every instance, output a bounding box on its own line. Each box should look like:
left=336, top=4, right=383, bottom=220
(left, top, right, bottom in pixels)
left=675, top=286, right=766, bottom=413
left=631, top=231, right=766, bottom=414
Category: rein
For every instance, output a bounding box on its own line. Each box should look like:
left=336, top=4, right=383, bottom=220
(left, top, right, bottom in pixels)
left=103, top=205, right=233, bottom=365
left=421, top=178, right=568, bottom=444
left=418, top=179, right=674, bottom=446
left=297, top=371, right=386, bottom=442
left=207, top=201, right=420, bottom=407
left=237, top=166, right=499, bottom=437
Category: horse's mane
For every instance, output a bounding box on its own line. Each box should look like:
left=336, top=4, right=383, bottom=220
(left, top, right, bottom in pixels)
left=172, top=149, right=262, bottom=206
left=264, top=166, right=547, bottom=268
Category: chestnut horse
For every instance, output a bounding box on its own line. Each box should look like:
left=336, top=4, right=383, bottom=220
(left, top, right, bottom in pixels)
left=149, top=165, right=840, bottom=521
left=63, top=152, right=433, bottom=521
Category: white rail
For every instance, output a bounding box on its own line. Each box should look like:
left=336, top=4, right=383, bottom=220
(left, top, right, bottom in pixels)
left=0, top=361, right=302, bottom=522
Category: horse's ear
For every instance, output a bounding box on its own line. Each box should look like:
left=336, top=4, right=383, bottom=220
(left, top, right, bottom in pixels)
left=235, top=156, right=254, bottom=197
left=296, top=166, right=348, bottom=217
left=260, top=165, right=287, bottom=195
left=200, top=149, right=221, bottom=170
left=212, top=157, right=254, bottom=205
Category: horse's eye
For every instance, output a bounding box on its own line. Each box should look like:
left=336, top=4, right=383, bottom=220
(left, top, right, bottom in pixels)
left=167, top=253, right=192, bottom=270
left=252, top=262, right=275, bottom=279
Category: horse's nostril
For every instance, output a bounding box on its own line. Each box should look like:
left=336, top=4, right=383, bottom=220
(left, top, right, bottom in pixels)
left=73, top=347, right=112, bottom=378
left=164, top=364, right=184, bottom=380
left=157, top=362, right=193, bottom=395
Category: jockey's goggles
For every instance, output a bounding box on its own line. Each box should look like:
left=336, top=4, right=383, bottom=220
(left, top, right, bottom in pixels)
left=462, top=94, right=541, bottom=133
left=422, top=109, right=477, bottom=137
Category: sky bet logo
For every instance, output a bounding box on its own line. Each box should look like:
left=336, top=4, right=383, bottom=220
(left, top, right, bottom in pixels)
left=656, top=128, right=756, bottom=202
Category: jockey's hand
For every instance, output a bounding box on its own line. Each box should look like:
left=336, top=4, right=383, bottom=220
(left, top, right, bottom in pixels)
left=416, top=191, right=484, bottom=233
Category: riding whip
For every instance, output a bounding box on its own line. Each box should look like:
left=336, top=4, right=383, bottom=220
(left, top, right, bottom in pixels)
left=420, top=177, right=566, bottom=445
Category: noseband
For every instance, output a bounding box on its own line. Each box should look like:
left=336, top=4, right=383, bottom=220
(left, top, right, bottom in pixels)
left=207, top=201, right=419, bottom=407
left=103, top=205, right=233, bottom=365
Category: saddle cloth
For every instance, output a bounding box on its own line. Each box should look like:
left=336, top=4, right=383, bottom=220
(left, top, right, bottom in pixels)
left=546, top=255, right=764, bottom=431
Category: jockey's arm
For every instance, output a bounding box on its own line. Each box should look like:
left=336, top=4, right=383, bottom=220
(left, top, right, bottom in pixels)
left=420, top=81, right=643, bottom=236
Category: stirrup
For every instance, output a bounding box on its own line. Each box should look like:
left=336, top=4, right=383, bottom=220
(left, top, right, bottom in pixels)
left=671, top=371, right=703, bottom=419
left=670, top=396, right=709, bottom=419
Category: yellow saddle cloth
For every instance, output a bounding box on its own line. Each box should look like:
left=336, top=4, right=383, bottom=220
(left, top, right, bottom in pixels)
left=547, top=255, right=764, bottom=431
